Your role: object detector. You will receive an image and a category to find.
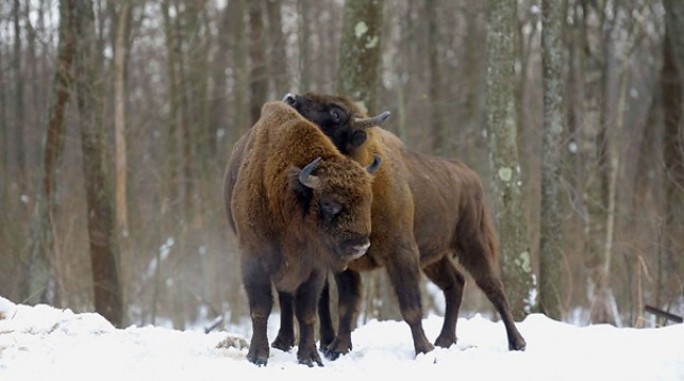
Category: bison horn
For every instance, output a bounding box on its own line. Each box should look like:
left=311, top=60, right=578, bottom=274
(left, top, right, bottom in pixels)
left=366, top=154, right=382, bottom=174
left=353, top=111, right=391, bottom=129
left=283, top=93, right=296, bottom=106
left=299, top=157, right=322, bottom=189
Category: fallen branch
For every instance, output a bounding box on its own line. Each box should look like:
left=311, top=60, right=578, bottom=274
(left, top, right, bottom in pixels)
left=644, top=305, right=683, bottom=324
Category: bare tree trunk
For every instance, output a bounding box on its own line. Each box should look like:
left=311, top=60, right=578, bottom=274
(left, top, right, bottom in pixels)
left=248, top=1, right=268, bottom=124
left=579, top=0, right=619, bottom=326
left=231, top=0, right=248, bottom=140
left=73, top=0, right=123, bottom=327
left=113, top=0, right=132, bottom=238
left=297, top=0, right=313, bottom=92
left=27, top=0, right=76, bottom=307
left=336, top=0, right=384, bottom=113
left=486, top=0, right=535, bottom=319
left=174, top=1, right=194, bottom=222
left=161, top=0, right=180, bottom=224
left=266, top=0, right=289, bottom=94
left=426, top=0, right=445, bottom=155
left=661, top=0, right=684, bottom=312
left=0, top=12, right=7, bottom=226
left=208, top=3, right=231, bottom=157
left=13, top=0, right=27, bottom=195
left=539, top=0, right=566, bottom=320
left=26, top=1, right=44, bottom=147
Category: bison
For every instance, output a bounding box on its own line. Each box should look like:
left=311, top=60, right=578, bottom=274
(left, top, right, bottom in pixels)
left=223, top=101, right=381, bottom=366
left=279, top=92, right=527, bottom=359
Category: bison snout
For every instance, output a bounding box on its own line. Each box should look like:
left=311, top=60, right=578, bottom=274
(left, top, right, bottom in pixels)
left=339, top=238, right=371, bottom=260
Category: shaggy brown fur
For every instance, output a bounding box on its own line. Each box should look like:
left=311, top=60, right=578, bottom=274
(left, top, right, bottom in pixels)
left=281, top=93, right=526, bottom=359
left=223, top=101, right=378, bottom=366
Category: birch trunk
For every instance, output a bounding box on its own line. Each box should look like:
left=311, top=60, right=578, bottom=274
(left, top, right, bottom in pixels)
left=539, top=0, right=566, bottom=320
left=73, top=0, right=123, bottom=327
left=486, top=0, right=535, bottom=319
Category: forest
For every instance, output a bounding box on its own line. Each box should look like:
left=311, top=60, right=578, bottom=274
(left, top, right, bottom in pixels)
left=0, top=0, right=682, bottom=332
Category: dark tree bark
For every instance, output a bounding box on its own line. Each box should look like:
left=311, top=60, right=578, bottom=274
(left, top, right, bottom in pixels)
left=660, top=0, right=684, bottom=312
left=161, top=0, right=181, bottom=227
left=73, top=0, right=123, bottom=327
left=336, top=0, right=384, bottom=113
left=486, top=0, right=535, bottom=319
left=27, top=0, right=76, bottom=306
left=426, top=0, right=446, bottom=155
left=248, top=1, right=268, bottom=124
left=266, top=0, right=289, bottom=94
left=0, top=12, right=7, bottom=206
left=208, top=3, right=231, bottom=157
left=297, top=0, right=313, bottom=92
left=231, top=0, right=248, bottom=139
left=539, top=0, right=566, bottom=320
left=13, top=0, right=27, bottom=193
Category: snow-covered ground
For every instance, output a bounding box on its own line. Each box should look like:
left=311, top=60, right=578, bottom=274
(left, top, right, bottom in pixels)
left=1, top=295, right=683, bottom=381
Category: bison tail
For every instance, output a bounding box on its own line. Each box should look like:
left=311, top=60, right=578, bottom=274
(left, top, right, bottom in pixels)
left=480, top=204, right=499, bottom=264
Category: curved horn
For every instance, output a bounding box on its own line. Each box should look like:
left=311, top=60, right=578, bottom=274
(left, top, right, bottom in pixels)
left=353, top=111, right=391, bottom=129
left=282, top=93, right=296, bottom=105
left=366, top=154, right=382, bottom=174
left=299, top=157, right=322, bottom=189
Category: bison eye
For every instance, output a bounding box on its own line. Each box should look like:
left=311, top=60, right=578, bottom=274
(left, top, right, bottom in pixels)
left=320, top=198, right=343, bottom=222
left=330, top=109, right=341, bottom=122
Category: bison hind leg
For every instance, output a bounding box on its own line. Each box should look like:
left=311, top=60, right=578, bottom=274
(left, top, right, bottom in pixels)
left=423, top=255, right=465, bottom=348
left=457, top=239, right=527, bottom=351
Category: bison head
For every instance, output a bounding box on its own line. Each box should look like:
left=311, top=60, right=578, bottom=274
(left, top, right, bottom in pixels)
left=288, top=154, right=381, bottom=267
left=283, top=93, right=390, bottom=155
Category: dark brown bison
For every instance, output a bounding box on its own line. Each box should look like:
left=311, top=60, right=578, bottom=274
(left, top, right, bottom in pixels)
left=279, top=92, right=526, bottom=359
left=223, top=101, right=381, bottom=366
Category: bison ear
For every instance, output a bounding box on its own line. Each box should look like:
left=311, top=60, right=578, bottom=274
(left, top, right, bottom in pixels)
left=366, top=154, right=382, bottom=174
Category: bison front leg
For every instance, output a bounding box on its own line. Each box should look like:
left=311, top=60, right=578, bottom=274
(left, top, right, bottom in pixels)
left=242, top=259, right=273, bottom=366
left=272, top=291, right=295, bottom=352
left=317, top=278, right=336, bottom=348
left=323, top=269, right=362, bottom=360
left=386, top=249, right=434, bottom=356
left=295, top=270, right=326, bottom=367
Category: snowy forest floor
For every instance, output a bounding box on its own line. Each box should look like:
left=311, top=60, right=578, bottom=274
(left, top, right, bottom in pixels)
left=1, top=296, right=683, bottom=381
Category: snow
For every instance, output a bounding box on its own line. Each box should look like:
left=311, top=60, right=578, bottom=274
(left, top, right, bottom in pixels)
left=1, top=296, right=683, bottom=381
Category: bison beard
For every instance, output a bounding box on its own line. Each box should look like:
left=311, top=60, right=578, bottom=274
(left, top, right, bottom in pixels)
left=223, top=101, right=380, bottom=366
left=280, top=92, right=527, bottom=360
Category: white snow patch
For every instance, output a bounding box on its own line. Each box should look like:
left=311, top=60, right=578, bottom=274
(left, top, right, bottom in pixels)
left=0, top=298, right=683, bottom=380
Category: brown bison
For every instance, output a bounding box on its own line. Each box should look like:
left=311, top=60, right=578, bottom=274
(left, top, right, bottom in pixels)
left=223, top=101, right=381, bottom=366
left=279, top=92, right=527, bottom=359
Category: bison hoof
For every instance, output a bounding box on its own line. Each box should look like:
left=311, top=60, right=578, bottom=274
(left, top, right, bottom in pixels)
left=322, top=338, right=352, bottom=360
left=271, top=335, right=295, bottom=352
left=509, top=336, right=527, bottom=351
left=297, top=348, right=324, bottom=367
left=322, top=347, right=341, bottom=361
left=415, top=342, right=435, bottom=356
left=434, top=334, right=457, bottom=348
left=247, top=347, right=269, bottom=366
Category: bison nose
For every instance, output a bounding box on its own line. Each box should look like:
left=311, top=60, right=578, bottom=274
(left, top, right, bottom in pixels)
left=283, top=93, right=296, bottom=106
left=351, top=241, right=370, bottom=258
left=344, top=239, right=370, bottom=260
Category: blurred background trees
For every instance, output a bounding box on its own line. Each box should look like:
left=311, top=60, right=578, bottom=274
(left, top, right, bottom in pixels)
left=0, top=0, right=682, bottom=330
